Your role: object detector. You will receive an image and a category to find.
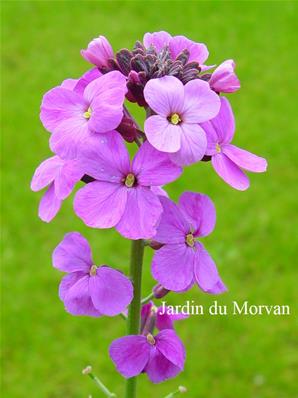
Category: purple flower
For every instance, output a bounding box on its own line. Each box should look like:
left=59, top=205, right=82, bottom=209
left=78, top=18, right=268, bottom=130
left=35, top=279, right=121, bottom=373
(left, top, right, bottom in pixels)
left=109, top=329, right=185, bottom=383
left=143, top=30, right=209, bottom=67
left=53, top=232, right=133, bottom=317
left=141, top=301, right=188, bottom=331
left=61, top=68, right=102, bottom=95
left=209, top=60, right=240, bottom=93
left=30, top=155, right=83, bottom=222
left=40, top=71, right=127, bottom=159
left=202, top=97, right=267, bottom=190
left=144, top=75, right=220, bottom=165
left=81, top=35, right=114, bottom=68
left=74, top=131, right=182, bottom=239
left=151, top=192, right=226, bottom=294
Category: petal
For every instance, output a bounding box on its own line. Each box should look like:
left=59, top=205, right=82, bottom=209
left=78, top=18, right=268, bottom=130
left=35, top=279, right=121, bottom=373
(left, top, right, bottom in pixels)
left=63, top=274, right=101, bottom=317
left=77, top=131, right=130, bottom=183
left=194, top=242, right=226, bottom=294
left=170, top=123, right=207, bottom=166
left=116, top=187, right=162, bottom=239
left=31, top=156, right=63, bottom=192
left=182, top=79, right=220, bottom=123
left=74, top=181, right=127, bottom=228
left=143, top=31, right=172, bottom=52
left=178, top=192, right=216, bottom=237
left=143, top=76, right=184, bottom=116
left=156, top=311, right=174, bottom=330
left=155, top=329, right=186, bottom=369
left=73, top=68, right=102, bottom=95
left=40, top=87, right=86, bottom=132
left=54, top=159, right=84, bottom=200
left=151, top=244, right=194, bottom=291
left=58, top=271, right=86, bottom=301
left=89, top=266, right=133, bottom=316
left=153, top=196, right=189, bottom=244
left=52, top=232, right=92, bottom=273
left=144, top=115, right=181, bottom=153
left=223, top=144, right=267, bottom=173
left=151, top=186, right=169, bottom=198
left=83, top=71, right=127, bottom=104
left=132, top=141, right=182, bottom=186
left=38, top=184, right=62, bottom=222
left=170, top=35, right=208, bottom=64
left=109, top=335, right=150, bottom=378
left=60, top=78, right=78, bottom=91
left=209, top=59, right=240, bottom=93
left=145, top=348, right=182, bottom=384
left=212, top=153, right=250, bottom=191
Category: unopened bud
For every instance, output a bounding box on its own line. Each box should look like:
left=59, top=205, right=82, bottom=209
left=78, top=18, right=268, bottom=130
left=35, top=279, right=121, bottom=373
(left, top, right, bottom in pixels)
left=178, top=385, right=187, bottom=393
left=82, top=365, right=92, bottom=375
left=149, top=240, right=163, bottom=250
left=153, top=284, right=170, bottom=299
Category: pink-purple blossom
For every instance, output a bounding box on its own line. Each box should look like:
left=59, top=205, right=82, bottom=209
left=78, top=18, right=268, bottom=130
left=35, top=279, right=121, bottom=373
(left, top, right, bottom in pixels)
left=40, top=71, right=127, bottom=159
left=144, top=75, right=220, bottom=166
left=201, top=97, right=267, bottom=190
left=152, top=192, right=226, bottom=294
left=141, top=301, right=188, bottom=331
left=74, top=131, right=182, bottom=239
left=31, top=155, right=83, bottom=222
left=209, top=60, right=240, bottom=93
left=109, top=329, right=185, bottom=383
left=81, top=35, right=114, bottom=69
left=53, top=232, right=133, bottom=316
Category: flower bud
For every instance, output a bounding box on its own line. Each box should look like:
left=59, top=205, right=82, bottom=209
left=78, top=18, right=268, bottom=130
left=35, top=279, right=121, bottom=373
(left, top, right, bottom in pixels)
left=153, top=284, right=170, bottom=299
left=149, top=240, right=163, bottom=250
left=81, top=36, right=114, bottom=69
left=209, top=59, right=240, bottom=93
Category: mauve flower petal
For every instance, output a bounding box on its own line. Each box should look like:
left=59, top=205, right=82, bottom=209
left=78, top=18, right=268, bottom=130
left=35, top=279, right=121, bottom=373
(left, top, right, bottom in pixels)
left=178, top=192, right=216, bottom=237
left=31, top=156, right=63, bottom=192
left=145, top=349, right=182, bottom=384
left=170, top=123, right=207, bottom=166
left=155, top=329, right=186, bottom=369
left=208, top=279, right=227, bottom=294
left=194, top=242, right=225, bottom=294
left=209, top=59, right=240, bottom=93
left=170, top=35, right=208, bottom=64
left=81, top=35, right=113, bottom=68
left=152, top=244, right=194, bottom=291
left=74, top=181, right=127, bottom=228
left=116, top=187, right=162, bottom=239
left=151, top=186, right=169, bottom=198
left=52, top=232, right=92, bottom=273
left=89, top=266, right=133, bottom=316
left=143, top=31, right=172, bottom=52
left=144, top=115, right=182, bottom=153
left=144, top=76, right=184, bottom=116
left=58, top=271, right=86, bottom=301
left=38, top=184, right=62, bottom=222
left=63, top=274, right=102, bottom=317
left=83, top=71, right=127, bottom=104
left=73, top=68, right=102, bottom=95
left=212, top=153, right=250, bottom=190
left=61, top=79, right=78, bottom=91
left=78, top=131, right=130, bottom=182
left=54, top=159, right=84, bottom=200
left=40, top=87, right=86, bottom=132
left=109, top=335, right=150, bottom=378
left=169, top=312, right=189, bottom=321
left=183, top=79, right=220, bottom=123
left=223, top=144, right=267, bottom=173
left=201, top=119, right=219, bottom=156
left=156, top=311, right=174, bottom=330
left=153, top=196, right=188, bottom=244
left=132, top=141, right=182, bottom=186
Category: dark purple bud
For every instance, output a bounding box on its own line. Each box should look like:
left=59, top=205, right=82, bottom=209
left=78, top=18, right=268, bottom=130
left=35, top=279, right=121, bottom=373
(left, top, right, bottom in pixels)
left=201, top=155, right=212, bottom=162
left=153, top=284, right=170, bottom=299
left=149, top=240, right=163, bottom=250
left=116, top=49, right=133, bottom=76
left=116, top=116, right=138, bottom=143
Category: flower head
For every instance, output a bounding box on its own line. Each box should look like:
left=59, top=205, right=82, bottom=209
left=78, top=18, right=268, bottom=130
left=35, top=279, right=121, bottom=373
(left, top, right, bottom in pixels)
left=40, top=71, right=127, bottom=159
left=152, top=192, right=226, bottom=293
left=209, top=60, right=240, bottom=93
left=30, top=155, right=83, bottom=222
left=144, top=75, right=220, bottom=165
left=202, top=97, right=267, bottom=190
left=53, top=232, right=133, bottom=316
left=109, top=329, right=185, bottom=383
left=74, top=131, right=182, bottom=239
left=81, top=35, right=114, bottom=69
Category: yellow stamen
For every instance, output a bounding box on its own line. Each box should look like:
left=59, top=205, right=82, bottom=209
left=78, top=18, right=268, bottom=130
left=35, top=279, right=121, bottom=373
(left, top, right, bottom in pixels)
left=90, top=265, right=97, bottom=276
left=170, top=113, right=181, bottom=125
left=125, top=173, right=135, bottom=188
left=83, top=107, right=92, bottom=119
left=216, top=143, right=221, bottom=153
left=186, top=233, right=195, bottom=248
left=146, top=333, right=156, bottom=345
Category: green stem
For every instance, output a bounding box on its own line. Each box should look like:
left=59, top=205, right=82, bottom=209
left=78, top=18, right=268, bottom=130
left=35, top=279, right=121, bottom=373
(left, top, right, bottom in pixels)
left=125, top=239, right=145, bottom=398
left=88, top=373, right=116, bottom=397
left=141, top=292, right=154, bottom=305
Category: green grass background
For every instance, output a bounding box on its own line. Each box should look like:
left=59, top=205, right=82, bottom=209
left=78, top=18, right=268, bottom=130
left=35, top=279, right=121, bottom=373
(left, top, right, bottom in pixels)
left=2, top=1, right=298, bottom=397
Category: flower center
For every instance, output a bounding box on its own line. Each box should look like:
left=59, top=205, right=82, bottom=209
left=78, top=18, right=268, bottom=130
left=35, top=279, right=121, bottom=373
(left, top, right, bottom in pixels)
left=170, top=113, right=182, bottom=125
left=90, top=264, right=97, bottom=276
left=216, top=143, right=221, bottom=153
left=186, top=233, right=195, bottom=248
left=83, top=107, right=92, bottom=119
left=125, top=173, right=136, bottom=188
left=146, top=333, right=156, bottom=345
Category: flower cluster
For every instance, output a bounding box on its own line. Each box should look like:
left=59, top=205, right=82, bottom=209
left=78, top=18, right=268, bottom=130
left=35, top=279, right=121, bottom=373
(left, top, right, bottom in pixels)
left=31, top=31, right=267, bottom=388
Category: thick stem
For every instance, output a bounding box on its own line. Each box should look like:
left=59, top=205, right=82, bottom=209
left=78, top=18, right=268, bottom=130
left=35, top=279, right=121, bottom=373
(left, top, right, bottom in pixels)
left=125, top=239, right=145, bottom=398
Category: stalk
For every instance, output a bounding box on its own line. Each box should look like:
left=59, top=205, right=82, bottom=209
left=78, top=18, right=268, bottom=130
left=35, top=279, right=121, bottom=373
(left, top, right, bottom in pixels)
left=125, top=239, right=145, bottom=398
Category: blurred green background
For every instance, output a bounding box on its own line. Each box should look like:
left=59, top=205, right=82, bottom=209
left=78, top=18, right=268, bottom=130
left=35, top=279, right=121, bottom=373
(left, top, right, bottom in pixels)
left=2, top=1, right=298, bottom=397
